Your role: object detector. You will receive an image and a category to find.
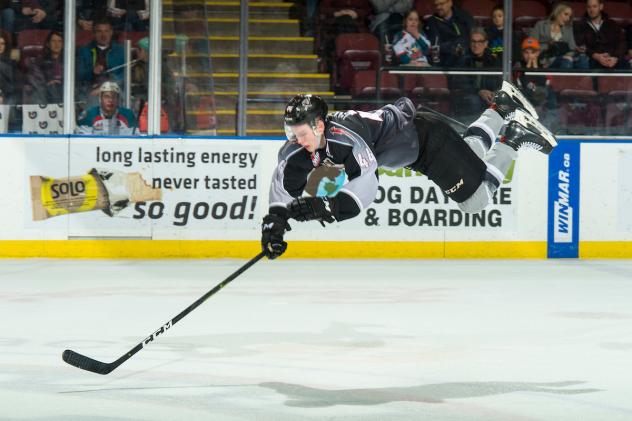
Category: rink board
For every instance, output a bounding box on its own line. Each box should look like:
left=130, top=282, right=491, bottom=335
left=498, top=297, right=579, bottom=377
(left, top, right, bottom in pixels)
left=0, top=135, right=629, bottom=258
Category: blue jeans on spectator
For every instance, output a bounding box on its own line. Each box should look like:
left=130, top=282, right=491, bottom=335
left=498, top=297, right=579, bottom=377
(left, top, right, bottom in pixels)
left=549, top=54, right=589, bottom=69
left=1, top=8, right=15, bottom=34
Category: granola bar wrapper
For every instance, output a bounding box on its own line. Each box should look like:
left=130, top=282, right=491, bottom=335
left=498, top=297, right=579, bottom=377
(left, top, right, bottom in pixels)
left=30, top=168, right=161, bottom=221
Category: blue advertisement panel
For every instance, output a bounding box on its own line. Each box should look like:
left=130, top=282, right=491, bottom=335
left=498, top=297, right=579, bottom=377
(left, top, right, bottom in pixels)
left=547, top=140, right=580, bottom=258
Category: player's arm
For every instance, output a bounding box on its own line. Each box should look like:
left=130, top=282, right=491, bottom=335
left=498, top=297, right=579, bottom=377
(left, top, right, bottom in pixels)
left=288, top=136, right=379, bottom=223
left=262, top=145, right=312, bottom=259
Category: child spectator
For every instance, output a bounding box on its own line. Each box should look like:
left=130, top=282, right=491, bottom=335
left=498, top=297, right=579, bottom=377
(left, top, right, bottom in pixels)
left=28, top=30, right=63, bottom=104
left=486, top=5, right=503, bottom=56
left=392, top=9, right=431, bottom=66
left=513, top=37, right=558, bottom=130
left=530, top=2, right=589, bottom=69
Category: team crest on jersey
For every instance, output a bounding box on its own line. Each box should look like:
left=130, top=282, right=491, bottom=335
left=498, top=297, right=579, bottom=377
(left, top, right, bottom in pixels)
left=329, top=126, right=349, bottom=137
left=311, top=151, right=321, bottom=167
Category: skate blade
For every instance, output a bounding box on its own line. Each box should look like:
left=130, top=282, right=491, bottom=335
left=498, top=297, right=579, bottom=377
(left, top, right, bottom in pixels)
left=513, top=109, right=558, bottom=148
left=501, top=80, right=539, bottom=120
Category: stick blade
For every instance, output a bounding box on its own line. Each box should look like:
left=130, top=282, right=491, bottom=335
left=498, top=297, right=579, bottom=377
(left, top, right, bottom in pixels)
left=62, top=349, right=114, bottom=375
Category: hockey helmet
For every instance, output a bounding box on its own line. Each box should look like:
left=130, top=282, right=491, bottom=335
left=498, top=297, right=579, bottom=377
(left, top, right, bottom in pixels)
left=99, top=81, right=121, bottom=96
left=283, top=94, right=328, bottom=141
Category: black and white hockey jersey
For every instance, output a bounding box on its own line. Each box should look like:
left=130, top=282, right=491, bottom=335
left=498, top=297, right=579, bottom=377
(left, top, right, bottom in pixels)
left=269, top=97, right=419, bottom=221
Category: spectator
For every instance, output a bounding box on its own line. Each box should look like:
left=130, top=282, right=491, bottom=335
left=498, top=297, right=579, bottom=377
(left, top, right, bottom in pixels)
left=28, top=30, right=63, bottom=104
left=423, top=0, right=475, bottom=66
left=392, top=9, right=431, bottom=66
left=368, top=0, right=413, bottom=48
left=131, top=36, right=174, bottom=132
left=449, top=27, right=501, bottom=121
left=77, top=1, right=149, bottom=32
left=487, top=5, right=504, bottom=56
left=530, top=2, right=589, bottom=69
left=0, top=0, right=15, bottom=34
left=317, top=6, right=362, bottom=74
left=0, top=30, right=16, bottom=105
left=18, top=0, right=61, bottom=31
left=302, top=0, right=319, bottom=37
left=77, top=81, right=136, bottom=135
left=77, top=17, right=124, bottom=100
left=575, top=0, right=624, bottom=69
left=513, top=36, right=557, bottom=130
left=77, top=0, right=107, bottom=31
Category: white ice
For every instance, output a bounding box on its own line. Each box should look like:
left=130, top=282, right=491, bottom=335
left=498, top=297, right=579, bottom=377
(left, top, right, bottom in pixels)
left=1, top=258, right=631, bottom=420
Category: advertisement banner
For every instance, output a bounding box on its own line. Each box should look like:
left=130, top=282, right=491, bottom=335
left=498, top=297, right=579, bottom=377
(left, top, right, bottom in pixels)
left=547, top=140, right=580, bottom=258
left=26, top=138, right=263, bottom=239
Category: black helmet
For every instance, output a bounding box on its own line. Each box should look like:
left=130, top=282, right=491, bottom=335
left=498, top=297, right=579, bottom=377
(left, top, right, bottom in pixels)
left=283, top=94, right=328, bottom=127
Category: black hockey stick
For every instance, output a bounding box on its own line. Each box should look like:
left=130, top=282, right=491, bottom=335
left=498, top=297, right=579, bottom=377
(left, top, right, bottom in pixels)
left=62, top=251, right=266, bottom=375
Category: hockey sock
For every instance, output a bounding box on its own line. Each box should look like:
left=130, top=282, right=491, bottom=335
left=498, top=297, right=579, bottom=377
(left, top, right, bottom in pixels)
left=463, top=108, right=505, bottom=159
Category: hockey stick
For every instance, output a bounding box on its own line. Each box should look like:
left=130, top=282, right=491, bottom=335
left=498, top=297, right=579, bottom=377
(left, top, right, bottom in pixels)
left=62, top=251, right=266, bottom=375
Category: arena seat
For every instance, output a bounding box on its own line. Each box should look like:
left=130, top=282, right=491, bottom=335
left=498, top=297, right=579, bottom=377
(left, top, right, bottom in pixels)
left=598, top=77, right=632, bottom=135
left=550, top=75, right=601, bottom=134
left=334, top=33, right=381, bottom=94
left=606, top=2, right=632, bottom=27
left=460, top=0, right=496, bottom=27
left=75, top=30, right=93, bottom=47
left=409, top=73, right=451, bottom=115
left=351, top=70, right=401, bottom=109
left=414, top=0, right=434, bottom=20
left=17, top=29, right=49, bottom=72
left=513, top=0, right=549, bottom=34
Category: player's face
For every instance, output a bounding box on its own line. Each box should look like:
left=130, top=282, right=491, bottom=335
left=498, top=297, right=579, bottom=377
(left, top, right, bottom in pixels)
left=100, top=92, right=118, bottom=116
left=289, top=121, right=323, bottom=153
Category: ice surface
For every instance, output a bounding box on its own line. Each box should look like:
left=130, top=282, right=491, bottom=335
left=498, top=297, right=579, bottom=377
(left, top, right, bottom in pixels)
left=1, top=258, right=631, bottom=420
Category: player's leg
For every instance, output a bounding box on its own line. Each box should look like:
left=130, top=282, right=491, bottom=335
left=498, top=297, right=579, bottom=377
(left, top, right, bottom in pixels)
left=458, top=109, right=557, bottom=213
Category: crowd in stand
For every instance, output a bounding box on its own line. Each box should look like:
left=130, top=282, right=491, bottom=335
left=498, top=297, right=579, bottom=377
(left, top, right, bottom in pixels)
left=317, top=0, right=632, bottom=130
left=0, top=0, right=632, bottom=135
left=0, top=1, right=156, bottom=134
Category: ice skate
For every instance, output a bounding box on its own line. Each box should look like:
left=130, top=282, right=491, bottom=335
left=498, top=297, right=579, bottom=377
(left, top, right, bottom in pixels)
left=500, top=108, right=557, bottom=154
left=491, top=80, right=539, bottom=120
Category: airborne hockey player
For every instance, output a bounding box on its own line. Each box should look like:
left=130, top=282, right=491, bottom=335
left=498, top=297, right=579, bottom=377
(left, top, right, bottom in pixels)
left=261, top=81, right=558, bottom=259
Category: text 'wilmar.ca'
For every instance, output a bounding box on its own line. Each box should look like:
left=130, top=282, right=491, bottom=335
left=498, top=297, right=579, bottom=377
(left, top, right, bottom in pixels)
left=30, top=169, right=162, bottom=221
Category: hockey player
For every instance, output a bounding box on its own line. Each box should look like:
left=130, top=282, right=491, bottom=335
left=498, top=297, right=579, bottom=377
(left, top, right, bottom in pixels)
left=77, top=81, right=136, bottom=135
left=261, top=82, right=557, bottom=259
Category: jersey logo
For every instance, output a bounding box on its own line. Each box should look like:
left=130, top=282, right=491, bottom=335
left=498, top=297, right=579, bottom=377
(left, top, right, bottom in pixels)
left=444, top=178, right=464, bottom=195
left=329, top=126, right=349, bottom=137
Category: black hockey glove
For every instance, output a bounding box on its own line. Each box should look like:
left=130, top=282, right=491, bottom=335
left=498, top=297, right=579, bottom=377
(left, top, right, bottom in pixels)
left=261, top=213, right=291, bottom=259
left=288, top=197, right=336, bottom=225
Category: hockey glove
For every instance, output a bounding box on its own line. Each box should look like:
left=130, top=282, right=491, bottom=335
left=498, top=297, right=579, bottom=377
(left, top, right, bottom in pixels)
left=261, top=213, right=291, bottom=259
left=288, top=197, right=336, bottom=224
